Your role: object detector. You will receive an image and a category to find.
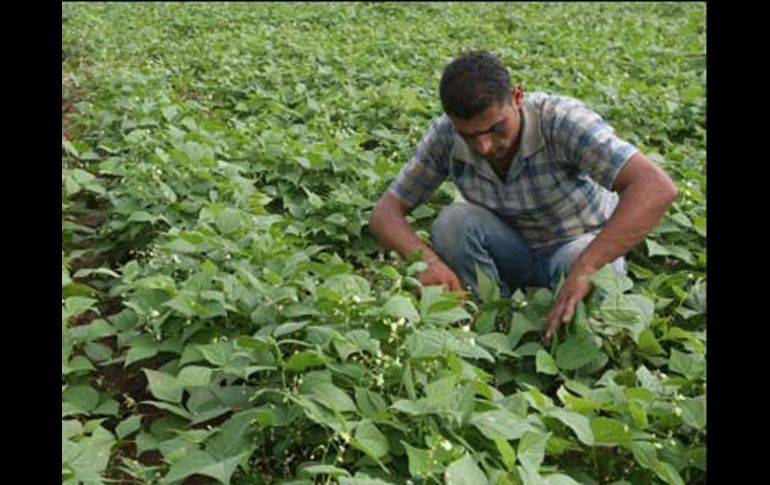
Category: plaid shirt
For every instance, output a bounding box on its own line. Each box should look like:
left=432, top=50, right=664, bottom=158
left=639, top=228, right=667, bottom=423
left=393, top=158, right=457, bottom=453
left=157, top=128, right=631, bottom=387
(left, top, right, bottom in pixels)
left=388, top=92, right=639, bottom=249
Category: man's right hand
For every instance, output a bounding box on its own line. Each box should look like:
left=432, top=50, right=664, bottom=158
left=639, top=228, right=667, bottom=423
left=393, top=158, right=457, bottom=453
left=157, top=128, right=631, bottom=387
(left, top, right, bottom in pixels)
left=370, top=192, right=465, bottom=293
left=417, top=257, right=464, bottom=292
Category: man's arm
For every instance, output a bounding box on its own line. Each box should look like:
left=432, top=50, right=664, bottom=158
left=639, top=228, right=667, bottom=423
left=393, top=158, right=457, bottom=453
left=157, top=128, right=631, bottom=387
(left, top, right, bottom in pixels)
left=370, top=191, right=463, bottom=291
left=544, top=152, right=678, bottom=341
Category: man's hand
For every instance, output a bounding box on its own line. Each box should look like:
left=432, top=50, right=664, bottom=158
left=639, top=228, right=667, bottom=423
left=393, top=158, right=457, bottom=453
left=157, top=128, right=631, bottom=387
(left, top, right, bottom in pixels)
left=417, top=257, right=464, bottom=292
left=544, top=267, right=594, bottom=343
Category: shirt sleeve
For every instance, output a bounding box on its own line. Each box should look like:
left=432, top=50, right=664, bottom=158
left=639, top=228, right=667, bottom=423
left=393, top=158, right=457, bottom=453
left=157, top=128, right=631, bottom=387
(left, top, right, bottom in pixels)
left=387, top=115, right=453, bottom=208
left=548, top=97, right=638, bottom=191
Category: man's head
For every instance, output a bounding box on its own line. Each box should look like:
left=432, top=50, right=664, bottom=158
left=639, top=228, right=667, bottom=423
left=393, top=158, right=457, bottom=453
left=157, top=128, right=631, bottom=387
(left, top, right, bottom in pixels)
left=439, top=51, right=524, bottom=161
left=440, top=51, right=512, bottom=119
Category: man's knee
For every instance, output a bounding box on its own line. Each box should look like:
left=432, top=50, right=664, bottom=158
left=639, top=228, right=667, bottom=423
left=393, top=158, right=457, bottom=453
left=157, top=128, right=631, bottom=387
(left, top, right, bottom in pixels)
left=547, top=233, right=627, bottom=288
left=430, top=203, right=491, bottom=255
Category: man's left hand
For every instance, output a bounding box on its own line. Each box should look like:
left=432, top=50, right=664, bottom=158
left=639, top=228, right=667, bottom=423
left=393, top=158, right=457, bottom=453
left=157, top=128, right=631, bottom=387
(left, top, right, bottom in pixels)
left=544, top=268, right=594, bottom=343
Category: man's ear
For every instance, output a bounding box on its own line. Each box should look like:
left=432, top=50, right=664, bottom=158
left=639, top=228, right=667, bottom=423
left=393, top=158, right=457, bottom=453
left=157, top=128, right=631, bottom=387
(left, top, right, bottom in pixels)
left=511, top=85, right=524, bottom=107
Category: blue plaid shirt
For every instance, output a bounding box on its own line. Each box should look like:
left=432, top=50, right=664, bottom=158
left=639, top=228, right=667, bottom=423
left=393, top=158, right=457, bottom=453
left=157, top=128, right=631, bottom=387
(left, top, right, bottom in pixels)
left=388, top=92, right=639, bottom=249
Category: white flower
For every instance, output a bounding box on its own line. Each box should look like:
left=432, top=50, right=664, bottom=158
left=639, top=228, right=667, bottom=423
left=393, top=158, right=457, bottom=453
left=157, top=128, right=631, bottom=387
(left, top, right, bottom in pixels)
left=150, top=310, right=160, bottom=318
left=440, top=440, right=452, bottom=451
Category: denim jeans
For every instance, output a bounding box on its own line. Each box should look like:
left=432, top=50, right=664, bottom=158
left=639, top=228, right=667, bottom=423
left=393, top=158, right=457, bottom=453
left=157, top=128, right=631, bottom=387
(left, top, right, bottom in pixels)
left=429, top=202, right=626, bottom=297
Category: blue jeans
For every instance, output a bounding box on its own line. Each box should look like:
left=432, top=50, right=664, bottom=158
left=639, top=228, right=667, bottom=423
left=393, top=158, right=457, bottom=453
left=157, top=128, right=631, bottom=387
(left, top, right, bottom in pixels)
left=429, top=203, right=626, bottom=297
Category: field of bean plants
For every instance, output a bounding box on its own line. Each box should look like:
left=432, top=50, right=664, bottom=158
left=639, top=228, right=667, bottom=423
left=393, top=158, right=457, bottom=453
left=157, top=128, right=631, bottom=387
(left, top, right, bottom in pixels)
left=62, top=3, right=706, bottom=484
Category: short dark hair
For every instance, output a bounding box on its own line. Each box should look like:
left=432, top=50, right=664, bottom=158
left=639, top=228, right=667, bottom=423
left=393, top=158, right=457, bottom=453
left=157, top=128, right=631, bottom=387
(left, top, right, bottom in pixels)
left=439, top=51, right=512, bottom=119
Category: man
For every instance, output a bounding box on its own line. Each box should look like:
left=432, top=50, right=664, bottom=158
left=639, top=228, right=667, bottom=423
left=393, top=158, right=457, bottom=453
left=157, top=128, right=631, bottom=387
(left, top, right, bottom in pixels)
left=369, top=51, right=678, bottom=342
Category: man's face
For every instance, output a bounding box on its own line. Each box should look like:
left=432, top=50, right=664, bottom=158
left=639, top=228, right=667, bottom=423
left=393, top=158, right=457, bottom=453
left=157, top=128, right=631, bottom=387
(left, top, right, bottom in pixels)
left=449, top=86, right=524, bottom=162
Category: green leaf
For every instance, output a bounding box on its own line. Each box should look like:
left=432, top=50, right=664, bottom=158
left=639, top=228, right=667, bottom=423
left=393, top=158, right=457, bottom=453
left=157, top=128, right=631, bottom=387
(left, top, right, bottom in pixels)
left=390, top=399, right=426, bottom=416
left=542, top=473, right=581, bottom=485
left=628, top=401, right=649, bottom=429
left=474, top=310, right=498, bottom=334
left=63, top=355, right=96, bottom=375
left=590, top=417, right=632, bottom=447
left=646, top=239, right=671, bottom=258
left=445, top=453, right=488, bottom=485
left=325, top=212, right=348, bottom=226
left=299, top=380, right=357, bottom=413
left=115, top=415, right=143, bottom=439
left=205, top=409, right=262, bottom=460
left=72, top=267, right=122, bottom=279
left=143, top=369, right=183, bottom=404
left=286, top=351, right=325, bottom=372
left=472, top=409, right=536, bottom=441
left=383, top=294, right=420, bottom=323
left=215, top=208, right=242, bottom=235
left=555, top=334, right=602, bottom=370
left=302, top=465, right=351, bottom=477
left=85, top=342, right=113, bottom=362
left=427, top=305, right=473, bottom=326
left=495, top=439, right=517, bottom=472
left=355, top=388, right=387, bottom=418
left=600, top=294, right=655, bottom=341
left=134, top=275, right=177, bottom=292
left=338, top=474, right=394, bottom=485
left=638, top=329, right=665, bottom=356
left=536, top=350, right=558, bottom=375
left=127, top=211, right=160, bottom=223
left=64, top=296, right=98, bottom=319
left=177, top=366, right=213, bottom=388
left=403, top=329, right=445, bottom=359
left=517, top=431, right=551, bottom=472
left=631, top=441, right=659, bottom=470
left=63, top=385, right=100, bottom=412
left=68, top=319, right=115, bottom=342
left=61, top=425, right=115, bottom=482
left=445, top=333, right=495, bottom=362
left=545, top=409, right=594, bottom=445
left=125, top=338, right=159, bottom=367
left=353, top=419, right=390, bottom=459
left=680, top=395, right=706, bottom=430
left=198, top=342, right=231, bottom=367
left=654, top=460, right=685, bottom=485
left=158, top=180, right=177, bottom=203
left=337, top=329, right=380, bottom=359
left=509, top=312, right=541, bottom=347
left=402, top=441, right=442, bottom=476
left=668, top=348, right=705, bottom=379
left=475, top=264, right=501, bottom=303
left=588, top=265, right=633, bottom=294
left=273, top=321, right=309, bottom=338
left=477, top=333, right=518, bottom=358
left=163, top=450, right=244, bottom=484
left=646, top=240, right=695, bottom=265
left=320, top=274, right=371, bottom=302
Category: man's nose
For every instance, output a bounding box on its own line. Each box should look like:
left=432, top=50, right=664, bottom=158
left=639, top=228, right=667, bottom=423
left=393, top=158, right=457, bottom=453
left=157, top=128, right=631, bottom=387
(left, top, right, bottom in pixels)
left=475, top=135, right=492, bottom=155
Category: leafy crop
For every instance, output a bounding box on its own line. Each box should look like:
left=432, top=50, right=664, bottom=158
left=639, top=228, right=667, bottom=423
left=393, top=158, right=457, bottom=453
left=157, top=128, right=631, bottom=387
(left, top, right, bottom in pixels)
left=63, top=3, right=705, bottom=484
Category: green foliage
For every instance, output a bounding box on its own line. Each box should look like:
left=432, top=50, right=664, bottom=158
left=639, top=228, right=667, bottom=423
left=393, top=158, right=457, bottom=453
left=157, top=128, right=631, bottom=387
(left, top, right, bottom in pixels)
left=62, top=3, right=705, bottom=484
